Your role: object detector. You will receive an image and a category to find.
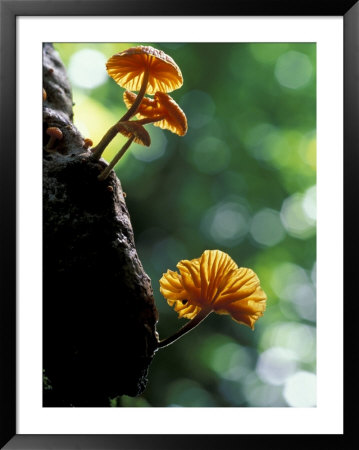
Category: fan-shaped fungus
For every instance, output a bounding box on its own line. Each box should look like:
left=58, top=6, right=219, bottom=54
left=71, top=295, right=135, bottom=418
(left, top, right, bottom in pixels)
left=98, top=122, right=150, bottom=181
left=124, top=90, right=188, bottom=136
left=92, top=46, right=183, bottom=159
left=45, top=126, right=63, bottom=150
left=157, top=250, right=267, bottom=348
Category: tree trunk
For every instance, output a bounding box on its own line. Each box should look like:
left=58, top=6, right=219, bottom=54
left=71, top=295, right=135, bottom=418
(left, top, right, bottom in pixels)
left=42, top=43, right=158, bottom=407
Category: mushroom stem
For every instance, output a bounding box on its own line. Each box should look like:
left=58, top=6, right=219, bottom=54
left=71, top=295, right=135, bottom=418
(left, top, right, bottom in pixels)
left=120, top=69, right=150, bottom=122
left=98, top=136, right=135, bottom=181
left=45, top=127, right=63, bottom=151
left=92, top=125, right=119, bottom=160
left=156, top=308, right=212, bottom=350
left=91, top=69, right=150, bottom=160
left=46, top=136, right=57, bottom=150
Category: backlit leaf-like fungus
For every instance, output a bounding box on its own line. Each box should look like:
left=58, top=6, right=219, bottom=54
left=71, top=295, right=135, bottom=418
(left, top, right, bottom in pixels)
left=158, top=250, right=267, bottom=348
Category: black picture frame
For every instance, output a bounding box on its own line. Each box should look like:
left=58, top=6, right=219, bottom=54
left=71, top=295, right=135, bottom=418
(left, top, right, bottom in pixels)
left=0, top=1, right=356, bottom=448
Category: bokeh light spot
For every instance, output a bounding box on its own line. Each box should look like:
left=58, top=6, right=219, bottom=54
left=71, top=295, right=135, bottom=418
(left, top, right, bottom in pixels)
left=243, top=374, right=286, bottom=406
left=201, top=201, right=249, bottom=246
left=250, top=208, right=286, bottom=246
left=270, top=262, right=316, bottom=322
left=291, top=283, right=316, bottom=322
left=283, top=371, right=316, bottom=407
left=302, top=185, right=316, bottom=221
left=280, top=193, right=316, bottom=238
left=245, top=125, right=304, bottom=173
left=271, top=262, right=309, bottom=299
left=256, top=347, right=298, bottom=386
left=209, top=343, right=253, bottom=381
left=275, top=51, right=313, bottom=89
left=260, top=322, right=316, bottom=364
left=68, top=49, right=107, bottom=89
left=191, top=136, right=231, bottom=174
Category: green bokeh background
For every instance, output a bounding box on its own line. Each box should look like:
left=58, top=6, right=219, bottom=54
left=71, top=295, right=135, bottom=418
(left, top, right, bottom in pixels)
left=54, top=42, right=316, bottom=408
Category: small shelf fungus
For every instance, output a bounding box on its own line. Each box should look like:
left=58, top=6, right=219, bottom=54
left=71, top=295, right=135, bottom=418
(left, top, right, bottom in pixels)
left=157, top=250, right=267, bottom=349
left=91, top=45, right=186, bottom=181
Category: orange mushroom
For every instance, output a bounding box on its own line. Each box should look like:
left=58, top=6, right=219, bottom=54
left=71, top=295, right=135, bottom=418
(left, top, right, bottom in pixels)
left=92, top=46, right=183, bottom=160
left=107, top=46, right=183, bottom=121
left=115, top=121, right=151, bottom=146
left=45, top=126, right=63, bottom=150
left=123, top=90, right=188, bottom=136
left=83, top=138, right=93, bottom=149
left=157, top=250, right=267, bottom=349
left=98, top=122, right=150, bottom=181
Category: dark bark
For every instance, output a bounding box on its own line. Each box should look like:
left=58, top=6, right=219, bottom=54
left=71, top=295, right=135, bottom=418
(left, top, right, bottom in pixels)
left=42, top=44, right=158, bottom=407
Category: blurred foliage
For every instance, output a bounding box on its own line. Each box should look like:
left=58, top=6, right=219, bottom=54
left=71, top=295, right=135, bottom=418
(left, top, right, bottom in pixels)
left=53, top=42, right=316, bottom=408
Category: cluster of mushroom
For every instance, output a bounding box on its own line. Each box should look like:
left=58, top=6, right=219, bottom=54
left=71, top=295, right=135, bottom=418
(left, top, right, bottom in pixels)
left=87, top=46, right=267, bottom=349
left=92, top=46, right=187, bottom=181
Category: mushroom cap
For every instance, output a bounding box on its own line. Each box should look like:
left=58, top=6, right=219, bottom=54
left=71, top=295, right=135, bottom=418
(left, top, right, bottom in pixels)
left=123, top=91, right=188, bottom=136
left=115, top=121, right=151, bottom=146
left=160, top=250, right=267, bottom=329
left=46, top=127, right=63, bottom=140
left=83, top=138, right=93, bottom=148
left=106, top=46, right=183, bottom=95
